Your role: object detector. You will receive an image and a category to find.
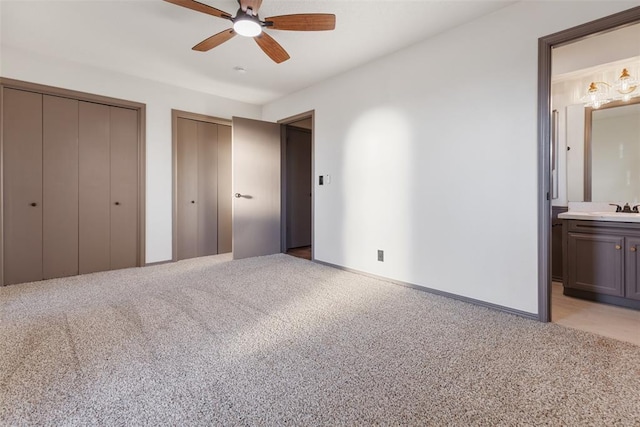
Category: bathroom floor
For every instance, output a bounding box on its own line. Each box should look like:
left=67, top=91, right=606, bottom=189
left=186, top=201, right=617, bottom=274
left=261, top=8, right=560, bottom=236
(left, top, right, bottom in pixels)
left=552, top=281, right=640, bottom=346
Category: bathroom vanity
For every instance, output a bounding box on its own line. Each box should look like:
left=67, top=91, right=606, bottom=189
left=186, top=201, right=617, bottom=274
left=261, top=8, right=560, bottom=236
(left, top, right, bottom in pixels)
left=559, top=211, right=640, bottom=310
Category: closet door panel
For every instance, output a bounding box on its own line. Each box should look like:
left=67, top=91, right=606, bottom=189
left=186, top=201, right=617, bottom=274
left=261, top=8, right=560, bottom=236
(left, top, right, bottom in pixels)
left=177, top=118, right=198, bottom=260
left=79, top=102, right=111, bottom=274
left=110, top=106, right=138, bottom=269
left=43, top=95, right=79, bottom=280
left=197, top=121, right=218, bottom=256
left=217, top=125, right=232, bottom=254
left=3, top=89, right=43, bottom=285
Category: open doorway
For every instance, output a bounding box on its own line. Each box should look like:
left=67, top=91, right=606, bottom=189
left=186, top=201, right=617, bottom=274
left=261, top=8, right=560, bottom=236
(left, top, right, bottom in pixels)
left=281, top=114, right=314, bottom=261
left=539, top=7, right=640, bottom=345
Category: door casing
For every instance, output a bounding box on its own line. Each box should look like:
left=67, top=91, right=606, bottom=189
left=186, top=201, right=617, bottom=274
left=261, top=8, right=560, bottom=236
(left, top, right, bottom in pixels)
left=279, top=111, right=315, bottom=260
left=537, top=6, right=640, bottom=321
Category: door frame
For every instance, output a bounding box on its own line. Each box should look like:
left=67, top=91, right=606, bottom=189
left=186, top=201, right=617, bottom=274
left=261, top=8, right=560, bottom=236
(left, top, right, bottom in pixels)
left=170, top=109, right=231, bottom=262
left=0, top=78, right=147, bottom=284
left=278, top=111, right=315, bottom=260
left=537, top=6, right=640, bottom=321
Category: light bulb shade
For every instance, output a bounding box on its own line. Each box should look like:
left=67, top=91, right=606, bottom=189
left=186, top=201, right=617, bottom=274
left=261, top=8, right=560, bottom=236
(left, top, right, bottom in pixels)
left=581, top=81, right=612, bottom=108
left=614, top=68, right=638, bottom=95
left=233, top=14, right=262, bottom=37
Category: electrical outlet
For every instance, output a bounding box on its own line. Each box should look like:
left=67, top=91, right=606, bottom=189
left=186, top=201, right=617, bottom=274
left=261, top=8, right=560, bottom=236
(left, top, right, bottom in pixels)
left=377, top=250, right=384, bottom=262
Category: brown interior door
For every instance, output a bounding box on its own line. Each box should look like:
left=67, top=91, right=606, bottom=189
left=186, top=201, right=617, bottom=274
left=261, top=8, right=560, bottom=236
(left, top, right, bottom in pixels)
left=217, top=125, right=233, bottom=254
left=232, top=117, right=281, bottom=259
left=286, top=127, right=312, bottom=249
left=2, top=88, right=44, bottom=285
left=177, top=118, right=199, bottom=260
left=79, top=101, right=111, bottom=274
left=197, top=121, right=219, bottom=257
left=43, top=95, right=79, bottom=280
left=110, top=106, right=138, bottom=270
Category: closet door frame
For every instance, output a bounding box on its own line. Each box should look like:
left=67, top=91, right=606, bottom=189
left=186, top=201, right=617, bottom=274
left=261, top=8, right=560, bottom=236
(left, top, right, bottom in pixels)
left=171, top=109, right=231, bottom=261
left=0, top=78, right=146, bottom=285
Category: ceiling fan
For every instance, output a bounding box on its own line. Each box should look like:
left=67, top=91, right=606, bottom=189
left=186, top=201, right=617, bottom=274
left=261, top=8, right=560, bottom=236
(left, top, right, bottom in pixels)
left=165, top=0, right=336, bottom=64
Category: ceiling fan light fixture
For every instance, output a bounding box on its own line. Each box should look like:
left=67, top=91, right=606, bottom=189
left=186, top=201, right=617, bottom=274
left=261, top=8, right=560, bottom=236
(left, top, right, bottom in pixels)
left=233, top=10, right=262, bottom=37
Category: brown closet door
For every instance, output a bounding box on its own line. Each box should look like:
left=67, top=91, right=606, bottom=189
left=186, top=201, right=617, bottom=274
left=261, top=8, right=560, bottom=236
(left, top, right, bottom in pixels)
left=177, top=118, right=198, bottom=260
left=217, top=125, right=232, bottom=254
left=110, top=106, right=138, bottom=270
left=79, top=102, right=111, bottom=274
left=2, top=89, right=43, bottom=285
left=43, top=95, right=79, bottom=280
left=197, top=121, right=218, bottom=256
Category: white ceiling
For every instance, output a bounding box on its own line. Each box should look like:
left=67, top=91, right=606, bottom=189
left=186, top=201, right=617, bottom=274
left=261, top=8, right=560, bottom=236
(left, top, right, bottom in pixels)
left=1, top=0, right=516, bottom=104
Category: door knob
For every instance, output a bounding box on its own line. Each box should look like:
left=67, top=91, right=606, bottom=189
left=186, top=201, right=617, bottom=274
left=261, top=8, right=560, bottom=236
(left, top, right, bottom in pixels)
left=234, top=193, right=242, bottom=198
left=30, top=202, right=37, bottom=207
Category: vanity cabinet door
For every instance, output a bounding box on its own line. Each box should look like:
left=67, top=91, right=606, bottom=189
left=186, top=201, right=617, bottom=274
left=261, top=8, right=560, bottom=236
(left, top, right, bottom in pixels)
left=566, top=232, right=624, bottom=297
left=624, top=237, right=640, bottom=300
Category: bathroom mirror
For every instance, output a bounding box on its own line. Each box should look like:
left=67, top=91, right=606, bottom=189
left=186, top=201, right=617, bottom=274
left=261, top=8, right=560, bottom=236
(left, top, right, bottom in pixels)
left=584, top=96, right=640, bottom=203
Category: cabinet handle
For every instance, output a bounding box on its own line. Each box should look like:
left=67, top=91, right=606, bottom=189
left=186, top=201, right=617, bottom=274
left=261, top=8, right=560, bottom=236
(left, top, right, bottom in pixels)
left=631, top=246, right=637, bottom=252
left=615, top=245, right=622, bottom=250
left=30, top=202, right=37, bottom=207
left=191, top=200, right=195, bottom=204
left=114, top=202, right=120, bottom=206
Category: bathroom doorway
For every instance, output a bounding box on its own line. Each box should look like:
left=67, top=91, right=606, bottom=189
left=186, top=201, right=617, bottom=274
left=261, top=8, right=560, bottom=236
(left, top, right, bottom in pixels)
left=281, top=113, right=314, bottom=261
left=539, top=7, right=640, bottom=345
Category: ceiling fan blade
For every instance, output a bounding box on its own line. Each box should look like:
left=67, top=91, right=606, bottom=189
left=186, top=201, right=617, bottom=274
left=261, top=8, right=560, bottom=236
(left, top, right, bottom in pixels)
left=193, top=29, right=236, bottom=51
left=264, top=14, right=336, bottom=31
left=254, top=32, right=290, bottom=64
left=164, top=0, right=231, bottom=20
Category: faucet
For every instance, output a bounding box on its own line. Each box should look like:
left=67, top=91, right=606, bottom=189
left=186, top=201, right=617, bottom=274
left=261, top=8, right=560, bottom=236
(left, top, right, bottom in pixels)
left=610, top=203, right=640, bottom=213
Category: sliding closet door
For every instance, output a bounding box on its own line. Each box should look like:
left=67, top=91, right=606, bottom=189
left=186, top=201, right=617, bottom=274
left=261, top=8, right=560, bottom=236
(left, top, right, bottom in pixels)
left=197, top=121, right=218, bottom=256
left=79, top=102, right=111, bottom=274
left=110, top=106, right=139, bottom=270
left=217, top=125, right=232, bottom=254
left=177, top=118, right=199, bottom=260
left=2, top=89, right=43, bottom=285
left=43, top=95, right=79, bottom=280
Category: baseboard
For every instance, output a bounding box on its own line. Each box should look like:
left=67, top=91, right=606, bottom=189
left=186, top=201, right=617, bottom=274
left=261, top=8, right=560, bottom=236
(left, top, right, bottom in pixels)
left=313, top=259, right=539, bottom=321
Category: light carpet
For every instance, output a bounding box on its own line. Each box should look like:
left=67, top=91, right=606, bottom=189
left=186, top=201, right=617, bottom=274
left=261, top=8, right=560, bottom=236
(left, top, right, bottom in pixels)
left=1, top=254, right=639, bottom=426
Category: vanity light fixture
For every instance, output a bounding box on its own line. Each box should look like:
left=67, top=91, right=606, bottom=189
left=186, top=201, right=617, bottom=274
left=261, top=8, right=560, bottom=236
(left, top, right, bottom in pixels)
left=582, top=68, right=640, bottom=108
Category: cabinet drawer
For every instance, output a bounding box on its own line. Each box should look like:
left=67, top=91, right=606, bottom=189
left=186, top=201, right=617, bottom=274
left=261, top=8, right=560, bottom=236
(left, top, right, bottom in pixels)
left=567, top=220, right=640, bottom=236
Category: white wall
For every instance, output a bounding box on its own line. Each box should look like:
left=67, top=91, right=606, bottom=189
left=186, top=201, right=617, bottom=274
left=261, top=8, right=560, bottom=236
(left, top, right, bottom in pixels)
left=1, top=46, right=261, bottom=263
left=263, top=1, right=640, bottom=314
